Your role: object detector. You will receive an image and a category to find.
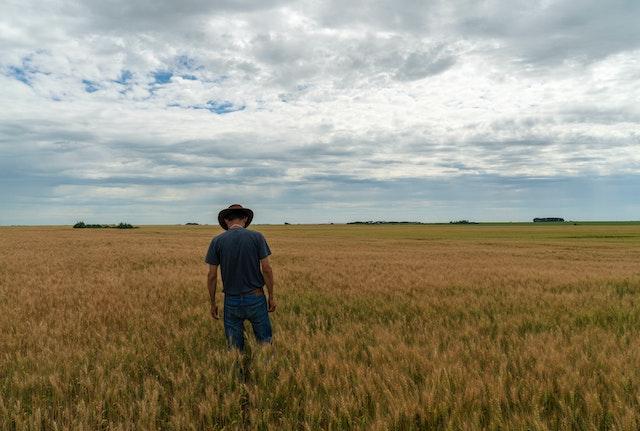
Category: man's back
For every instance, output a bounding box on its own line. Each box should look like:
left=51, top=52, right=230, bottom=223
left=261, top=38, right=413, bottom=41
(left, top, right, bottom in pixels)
left=205, top=227, right=271, bottom=295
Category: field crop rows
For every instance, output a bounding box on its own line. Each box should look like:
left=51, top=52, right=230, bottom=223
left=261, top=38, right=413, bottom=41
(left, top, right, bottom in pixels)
left=1, top=224, right=639, bottom=430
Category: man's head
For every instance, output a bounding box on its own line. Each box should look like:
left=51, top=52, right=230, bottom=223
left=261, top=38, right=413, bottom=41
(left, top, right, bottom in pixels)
left=218, top=204, right=254, bottom=230
left=224, top=210, right=248, bottom=228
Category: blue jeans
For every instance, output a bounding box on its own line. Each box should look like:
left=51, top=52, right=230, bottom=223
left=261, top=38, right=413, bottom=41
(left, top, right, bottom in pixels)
left=223, top=294, right=272, bottom=351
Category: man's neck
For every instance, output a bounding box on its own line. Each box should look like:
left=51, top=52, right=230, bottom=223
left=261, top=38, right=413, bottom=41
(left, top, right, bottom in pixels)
left=228, top=224, right=244, bottom=230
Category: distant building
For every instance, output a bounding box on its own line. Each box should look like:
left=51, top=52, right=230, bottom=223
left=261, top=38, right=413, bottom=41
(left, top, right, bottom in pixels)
left=533, top=217, right=565, bottom=222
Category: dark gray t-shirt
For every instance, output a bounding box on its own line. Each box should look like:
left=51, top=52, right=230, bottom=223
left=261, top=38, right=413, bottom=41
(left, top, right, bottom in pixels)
left=205, top=227, right=271, bottom=295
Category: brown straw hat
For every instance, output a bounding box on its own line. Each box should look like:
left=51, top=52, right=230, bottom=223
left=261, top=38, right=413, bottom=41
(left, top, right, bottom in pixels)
left=218, top=204, right=254, bottom=230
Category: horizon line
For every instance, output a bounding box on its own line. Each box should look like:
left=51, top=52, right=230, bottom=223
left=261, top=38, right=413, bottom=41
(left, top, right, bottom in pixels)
left=2, top=220, right=640, bottom=227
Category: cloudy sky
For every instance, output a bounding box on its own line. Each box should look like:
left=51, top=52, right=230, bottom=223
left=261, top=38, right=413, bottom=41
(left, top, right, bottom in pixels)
left=1, top=0, right=639, bottom=225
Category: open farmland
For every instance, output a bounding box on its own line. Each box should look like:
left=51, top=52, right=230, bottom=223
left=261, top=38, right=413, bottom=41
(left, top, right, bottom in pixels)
left=1, top=223, right=640, bottom=430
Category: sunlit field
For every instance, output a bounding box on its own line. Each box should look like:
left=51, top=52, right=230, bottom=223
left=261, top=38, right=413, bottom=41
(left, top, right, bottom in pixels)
left=1, top=223, right=640, bottom=430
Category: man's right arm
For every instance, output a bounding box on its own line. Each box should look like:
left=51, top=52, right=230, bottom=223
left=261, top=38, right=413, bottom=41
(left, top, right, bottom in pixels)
left=260, top=257, right=276, bottom=312
left=207, top=264, right=219, bottom=319
left=205, top=238, right=220, bottom=320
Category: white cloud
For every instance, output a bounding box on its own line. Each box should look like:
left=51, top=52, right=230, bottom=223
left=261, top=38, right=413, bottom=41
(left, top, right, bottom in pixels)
left=1, top=0, right=639, bottom=223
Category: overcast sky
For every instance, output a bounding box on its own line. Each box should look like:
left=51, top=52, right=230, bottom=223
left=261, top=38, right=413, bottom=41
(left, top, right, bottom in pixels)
left=1, top=0, right=639, bottom=225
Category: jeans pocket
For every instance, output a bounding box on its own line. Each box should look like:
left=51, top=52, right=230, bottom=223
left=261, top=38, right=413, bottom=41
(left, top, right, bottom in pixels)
left=245, top=294, right=265, bottom=305
left=244, top=295, right=263, bottom=313
left=224, top=296, right=241, bottom=307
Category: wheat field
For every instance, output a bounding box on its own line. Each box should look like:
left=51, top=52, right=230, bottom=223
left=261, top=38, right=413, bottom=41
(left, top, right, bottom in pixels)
left=1, top=223, right=639, bottom=430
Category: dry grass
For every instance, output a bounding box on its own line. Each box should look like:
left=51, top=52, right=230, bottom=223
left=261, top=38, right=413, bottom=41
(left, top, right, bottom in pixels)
left=1, top=223, right=640, bottom=430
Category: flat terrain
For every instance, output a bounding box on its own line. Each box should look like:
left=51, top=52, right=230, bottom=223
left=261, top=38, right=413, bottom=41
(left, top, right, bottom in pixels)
left=1, top=223, right=639, bottom=430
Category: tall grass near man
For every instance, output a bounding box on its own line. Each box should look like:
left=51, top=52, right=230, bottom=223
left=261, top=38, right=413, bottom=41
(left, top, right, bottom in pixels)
left=205, top=204, right=276, bottom=351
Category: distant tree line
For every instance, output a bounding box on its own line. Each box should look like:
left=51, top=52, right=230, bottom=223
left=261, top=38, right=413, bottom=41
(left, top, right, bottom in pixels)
left=73, top=222, right=136, bottom=229
left=533, top=218, right=565, bottom=222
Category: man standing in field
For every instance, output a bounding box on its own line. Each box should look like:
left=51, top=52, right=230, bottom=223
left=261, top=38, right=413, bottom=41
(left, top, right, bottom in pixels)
left=205, top=204, right=276, bottom=351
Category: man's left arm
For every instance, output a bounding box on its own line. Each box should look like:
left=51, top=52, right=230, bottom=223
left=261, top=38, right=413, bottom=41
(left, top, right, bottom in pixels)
left=207, top=264, right=219, bottom=319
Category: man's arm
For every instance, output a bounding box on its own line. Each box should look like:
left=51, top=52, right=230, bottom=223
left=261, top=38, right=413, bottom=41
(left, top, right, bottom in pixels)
left=207, top=264, right=219, bottom=319
left=260, top=257, right=276, bottom=312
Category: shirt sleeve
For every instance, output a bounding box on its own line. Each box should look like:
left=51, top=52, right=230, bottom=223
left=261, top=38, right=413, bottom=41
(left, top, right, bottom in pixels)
left=205, top=238, right=219, bottom=265
left=257, top=233, right=272, bottom=260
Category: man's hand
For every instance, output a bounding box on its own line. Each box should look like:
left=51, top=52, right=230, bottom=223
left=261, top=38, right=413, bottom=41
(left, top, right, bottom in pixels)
left=210, top=302, right=219, bottom=320
left=268, top=297, right=277, bottom=312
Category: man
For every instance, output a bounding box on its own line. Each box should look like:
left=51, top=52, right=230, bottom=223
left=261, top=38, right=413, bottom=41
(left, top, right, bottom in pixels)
left=205, top=204, right=276, bottom=351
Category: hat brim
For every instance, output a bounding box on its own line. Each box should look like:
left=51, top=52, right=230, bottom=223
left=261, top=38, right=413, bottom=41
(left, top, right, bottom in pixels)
left=218, top=208, right=254, bottom=230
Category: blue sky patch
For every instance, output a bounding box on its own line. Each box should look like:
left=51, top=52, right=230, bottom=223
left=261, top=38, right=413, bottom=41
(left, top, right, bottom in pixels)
left=7, top=66, right=31, bottom=85
left=188, top=100, right=245, bottom=114
left=205, top=100, right=245, bottom=114
left=82, top=79, right=99, bottom=93
left=153, top=70, right=173, bottom=84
